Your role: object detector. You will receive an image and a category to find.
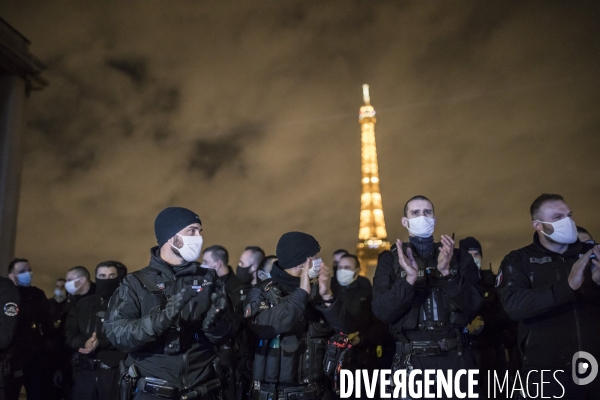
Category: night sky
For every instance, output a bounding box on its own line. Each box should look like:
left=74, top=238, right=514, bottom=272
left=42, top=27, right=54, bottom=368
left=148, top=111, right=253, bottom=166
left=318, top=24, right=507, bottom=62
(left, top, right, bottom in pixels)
left=3, top=2, right=600, bottom=295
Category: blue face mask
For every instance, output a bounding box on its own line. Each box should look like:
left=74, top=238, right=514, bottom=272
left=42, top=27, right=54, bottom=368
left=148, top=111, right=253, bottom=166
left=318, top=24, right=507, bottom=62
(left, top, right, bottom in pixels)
left=17, top=271, right=32, bottom=287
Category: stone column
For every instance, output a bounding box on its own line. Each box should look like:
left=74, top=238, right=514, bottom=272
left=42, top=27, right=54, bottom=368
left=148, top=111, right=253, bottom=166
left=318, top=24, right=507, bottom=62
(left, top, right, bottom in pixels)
left=0, top=75, right=26, bottom=275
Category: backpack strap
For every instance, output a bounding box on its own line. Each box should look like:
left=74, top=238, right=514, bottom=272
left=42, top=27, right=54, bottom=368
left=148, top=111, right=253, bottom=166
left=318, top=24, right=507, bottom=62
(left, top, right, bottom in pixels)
left=131, top=270, right=168, bottom=307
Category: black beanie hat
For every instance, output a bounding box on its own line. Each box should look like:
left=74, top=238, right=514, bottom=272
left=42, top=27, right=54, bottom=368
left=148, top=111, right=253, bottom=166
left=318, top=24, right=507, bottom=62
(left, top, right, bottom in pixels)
left=154, top=207, right=202, bottom=248
left=458, top=237, right=482, bottom=257
left=276, top=231, right=321, bottom=270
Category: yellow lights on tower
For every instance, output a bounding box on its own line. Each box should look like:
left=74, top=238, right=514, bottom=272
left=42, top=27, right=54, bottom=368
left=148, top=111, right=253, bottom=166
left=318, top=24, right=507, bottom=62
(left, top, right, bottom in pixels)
left=356, top=84, right=390, bottom=278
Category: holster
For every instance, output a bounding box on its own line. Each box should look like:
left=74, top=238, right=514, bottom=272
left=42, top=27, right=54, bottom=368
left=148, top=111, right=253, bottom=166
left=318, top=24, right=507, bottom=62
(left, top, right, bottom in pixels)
left=119, top=360, right=139, bottom=400
left=180, top=378, right=221, bottom=400
left=212, top=356, right=234, bottom=400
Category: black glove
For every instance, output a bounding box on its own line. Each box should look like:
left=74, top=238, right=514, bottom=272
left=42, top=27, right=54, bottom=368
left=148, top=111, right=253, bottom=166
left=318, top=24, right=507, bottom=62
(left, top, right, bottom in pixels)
left=165, top=288, right=198, bottom=320
left=202, top=290, right=227, bottom=330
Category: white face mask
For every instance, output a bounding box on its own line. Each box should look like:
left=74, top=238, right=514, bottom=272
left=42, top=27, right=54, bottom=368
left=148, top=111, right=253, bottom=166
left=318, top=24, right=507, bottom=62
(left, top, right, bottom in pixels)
left=536, top=216, right=578, bottom=245
left=171, top=234, right=204, bottom=262
left=308, top=258, right=322, bottom=279
left=473, top=257, right=482, bottom=269
left=336, top=269, right=358, bottom=286
left=406, top=216, right=436, bottom=238
left=65, top=278, right=82, bottom=295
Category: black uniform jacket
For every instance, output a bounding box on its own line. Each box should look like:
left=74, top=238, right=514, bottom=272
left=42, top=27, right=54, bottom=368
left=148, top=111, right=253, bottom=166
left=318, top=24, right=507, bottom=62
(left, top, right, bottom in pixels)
left=245, top=272, right=348, bottom=340
left=497, top=234, right=600, bottom=369
left=0, top=277, right=20, bottom=351
left=65, top=283, right=96, bottom=317
left=66, top=292, right=126, bottom=367
left=104, top=248, right=240, bottom=390
left=219, top=266, right=251, bottom=314
left=372, top=242, right=483, bottom=340
left=244, top=263, right=350, bottom=384
left=7, top=285, right=54, bottom=370
left=333, top=276, right=372, bottom=336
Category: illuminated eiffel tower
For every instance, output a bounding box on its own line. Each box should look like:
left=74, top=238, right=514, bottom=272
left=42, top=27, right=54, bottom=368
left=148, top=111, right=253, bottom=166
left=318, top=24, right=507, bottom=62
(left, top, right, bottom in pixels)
left=356, top=84, right=390, bottom=278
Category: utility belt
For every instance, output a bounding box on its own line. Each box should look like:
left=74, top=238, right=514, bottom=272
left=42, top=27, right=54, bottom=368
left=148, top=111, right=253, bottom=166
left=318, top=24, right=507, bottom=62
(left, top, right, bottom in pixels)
left=72, top=354, right=112, bottom=371
left=396, top=337, right=459, bottom=356
left=251, top=381, right=323, bottom=400
left=120, top=359, right=224, bottom=400
left=137, top=376, right=221, bottom=399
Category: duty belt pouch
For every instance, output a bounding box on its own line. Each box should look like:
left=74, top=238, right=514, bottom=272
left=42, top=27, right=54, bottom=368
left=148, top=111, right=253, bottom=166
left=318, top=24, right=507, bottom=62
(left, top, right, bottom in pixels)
left=304, top=338, right=326, bottom=383
left=73, top=353, right=94, bottom=371
left=254, top=339, right=269, bottom=382
left=265, top=336, right=281, bottom=382
left=411, top=341, right=441, bottom=356
left=279, top=335, right=300, bottom=383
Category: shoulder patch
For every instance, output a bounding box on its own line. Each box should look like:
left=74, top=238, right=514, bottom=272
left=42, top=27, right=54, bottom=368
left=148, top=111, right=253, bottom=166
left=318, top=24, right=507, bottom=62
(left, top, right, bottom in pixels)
left=4, top=302, right=18, bottom=316
left=495, top=270, right=503, bottom=288
left=244, top=300, right=269, bottom=318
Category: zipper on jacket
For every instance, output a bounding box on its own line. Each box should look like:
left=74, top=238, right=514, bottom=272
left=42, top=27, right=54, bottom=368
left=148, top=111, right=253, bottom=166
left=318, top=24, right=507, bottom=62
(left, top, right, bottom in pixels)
left=565, top=261, right=583, bottom=352
left=177, top=276, right=189, bottom=389
left=86, top=310, right=93, bottom=335
left=182, top=350, right=189, bottom=389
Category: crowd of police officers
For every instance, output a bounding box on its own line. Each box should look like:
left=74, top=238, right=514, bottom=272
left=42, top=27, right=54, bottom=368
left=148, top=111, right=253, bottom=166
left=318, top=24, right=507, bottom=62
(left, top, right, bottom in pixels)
left=1, top=193, right=599, bottom=400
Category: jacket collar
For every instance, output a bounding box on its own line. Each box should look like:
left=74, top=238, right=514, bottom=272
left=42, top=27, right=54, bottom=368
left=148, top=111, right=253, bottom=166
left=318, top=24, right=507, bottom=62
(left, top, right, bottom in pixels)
left=270, top=262, right=300, bottom=293
left=531, top=232, right=586, bottom=258
left=147, top=246, right=200, bottom=280
left=397, top=241, right=441, bottom=260
left=218, top=265, right=235, bottom=284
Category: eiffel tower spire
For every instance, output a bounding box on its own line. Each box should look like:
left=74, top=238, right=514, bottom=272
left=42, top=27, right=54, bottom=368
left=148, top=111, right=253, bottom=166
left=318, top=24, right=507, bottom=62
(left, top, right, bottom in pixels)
left=356, top=84, right=390, bottom=277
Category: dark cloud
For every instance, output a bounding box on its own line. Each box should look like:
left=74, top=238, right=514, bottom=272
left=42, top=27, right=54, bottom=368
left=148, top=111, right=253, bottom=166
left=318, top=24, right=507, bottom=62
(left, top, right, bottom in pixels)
left=2, top=1, right=599, bottom=294
left=105, top=56, right=149, bottom=88
left=143, top=87, right=180, bottom=114
left=188, top=123, right=264, bottom=179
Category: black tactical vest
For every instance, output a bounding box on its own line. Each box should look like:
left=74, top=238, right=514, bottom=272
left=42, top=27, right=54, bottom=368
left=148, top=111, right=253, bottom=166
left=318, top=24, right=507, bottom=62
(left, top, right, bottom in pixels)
left=392, top=244, right=470, bottom=333
left=253, top=281, right=331, bottom=384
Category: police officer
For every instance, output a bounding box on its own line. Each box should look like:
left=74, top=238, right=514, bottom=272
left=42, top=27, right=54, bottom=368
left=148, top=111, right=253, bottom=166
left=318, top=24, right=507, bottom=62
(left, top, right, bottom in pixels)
left=497, top=194, right=600, bottom=399
left=237, top=246, right=265, bottom=287
left=201, top=245, right=250, bottom=400
left=5, top=258, right=55, bottom=400
left=331, top=249, right=348, bottom=271
left=104, top=207, right=240, bottom=400
left=49, top=278, right=68, bottom=329
left=0, top=276, right=20, bottom=399
left=245, top=231, right=349, bottom=400
left=372, top=196, right=483, bottom=399
left=48, top=278, right=70, bottom=399
left=65, top=266, right=96, bottom=315
left=458, top=237, right=516, bottom=377
left=331, top=254, right=371, bottom=348
left=202, top=245, right=247, bottom=313
left=66, top=261, right=127, bottom=400
left=257, top=256, right=277, bottom=282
